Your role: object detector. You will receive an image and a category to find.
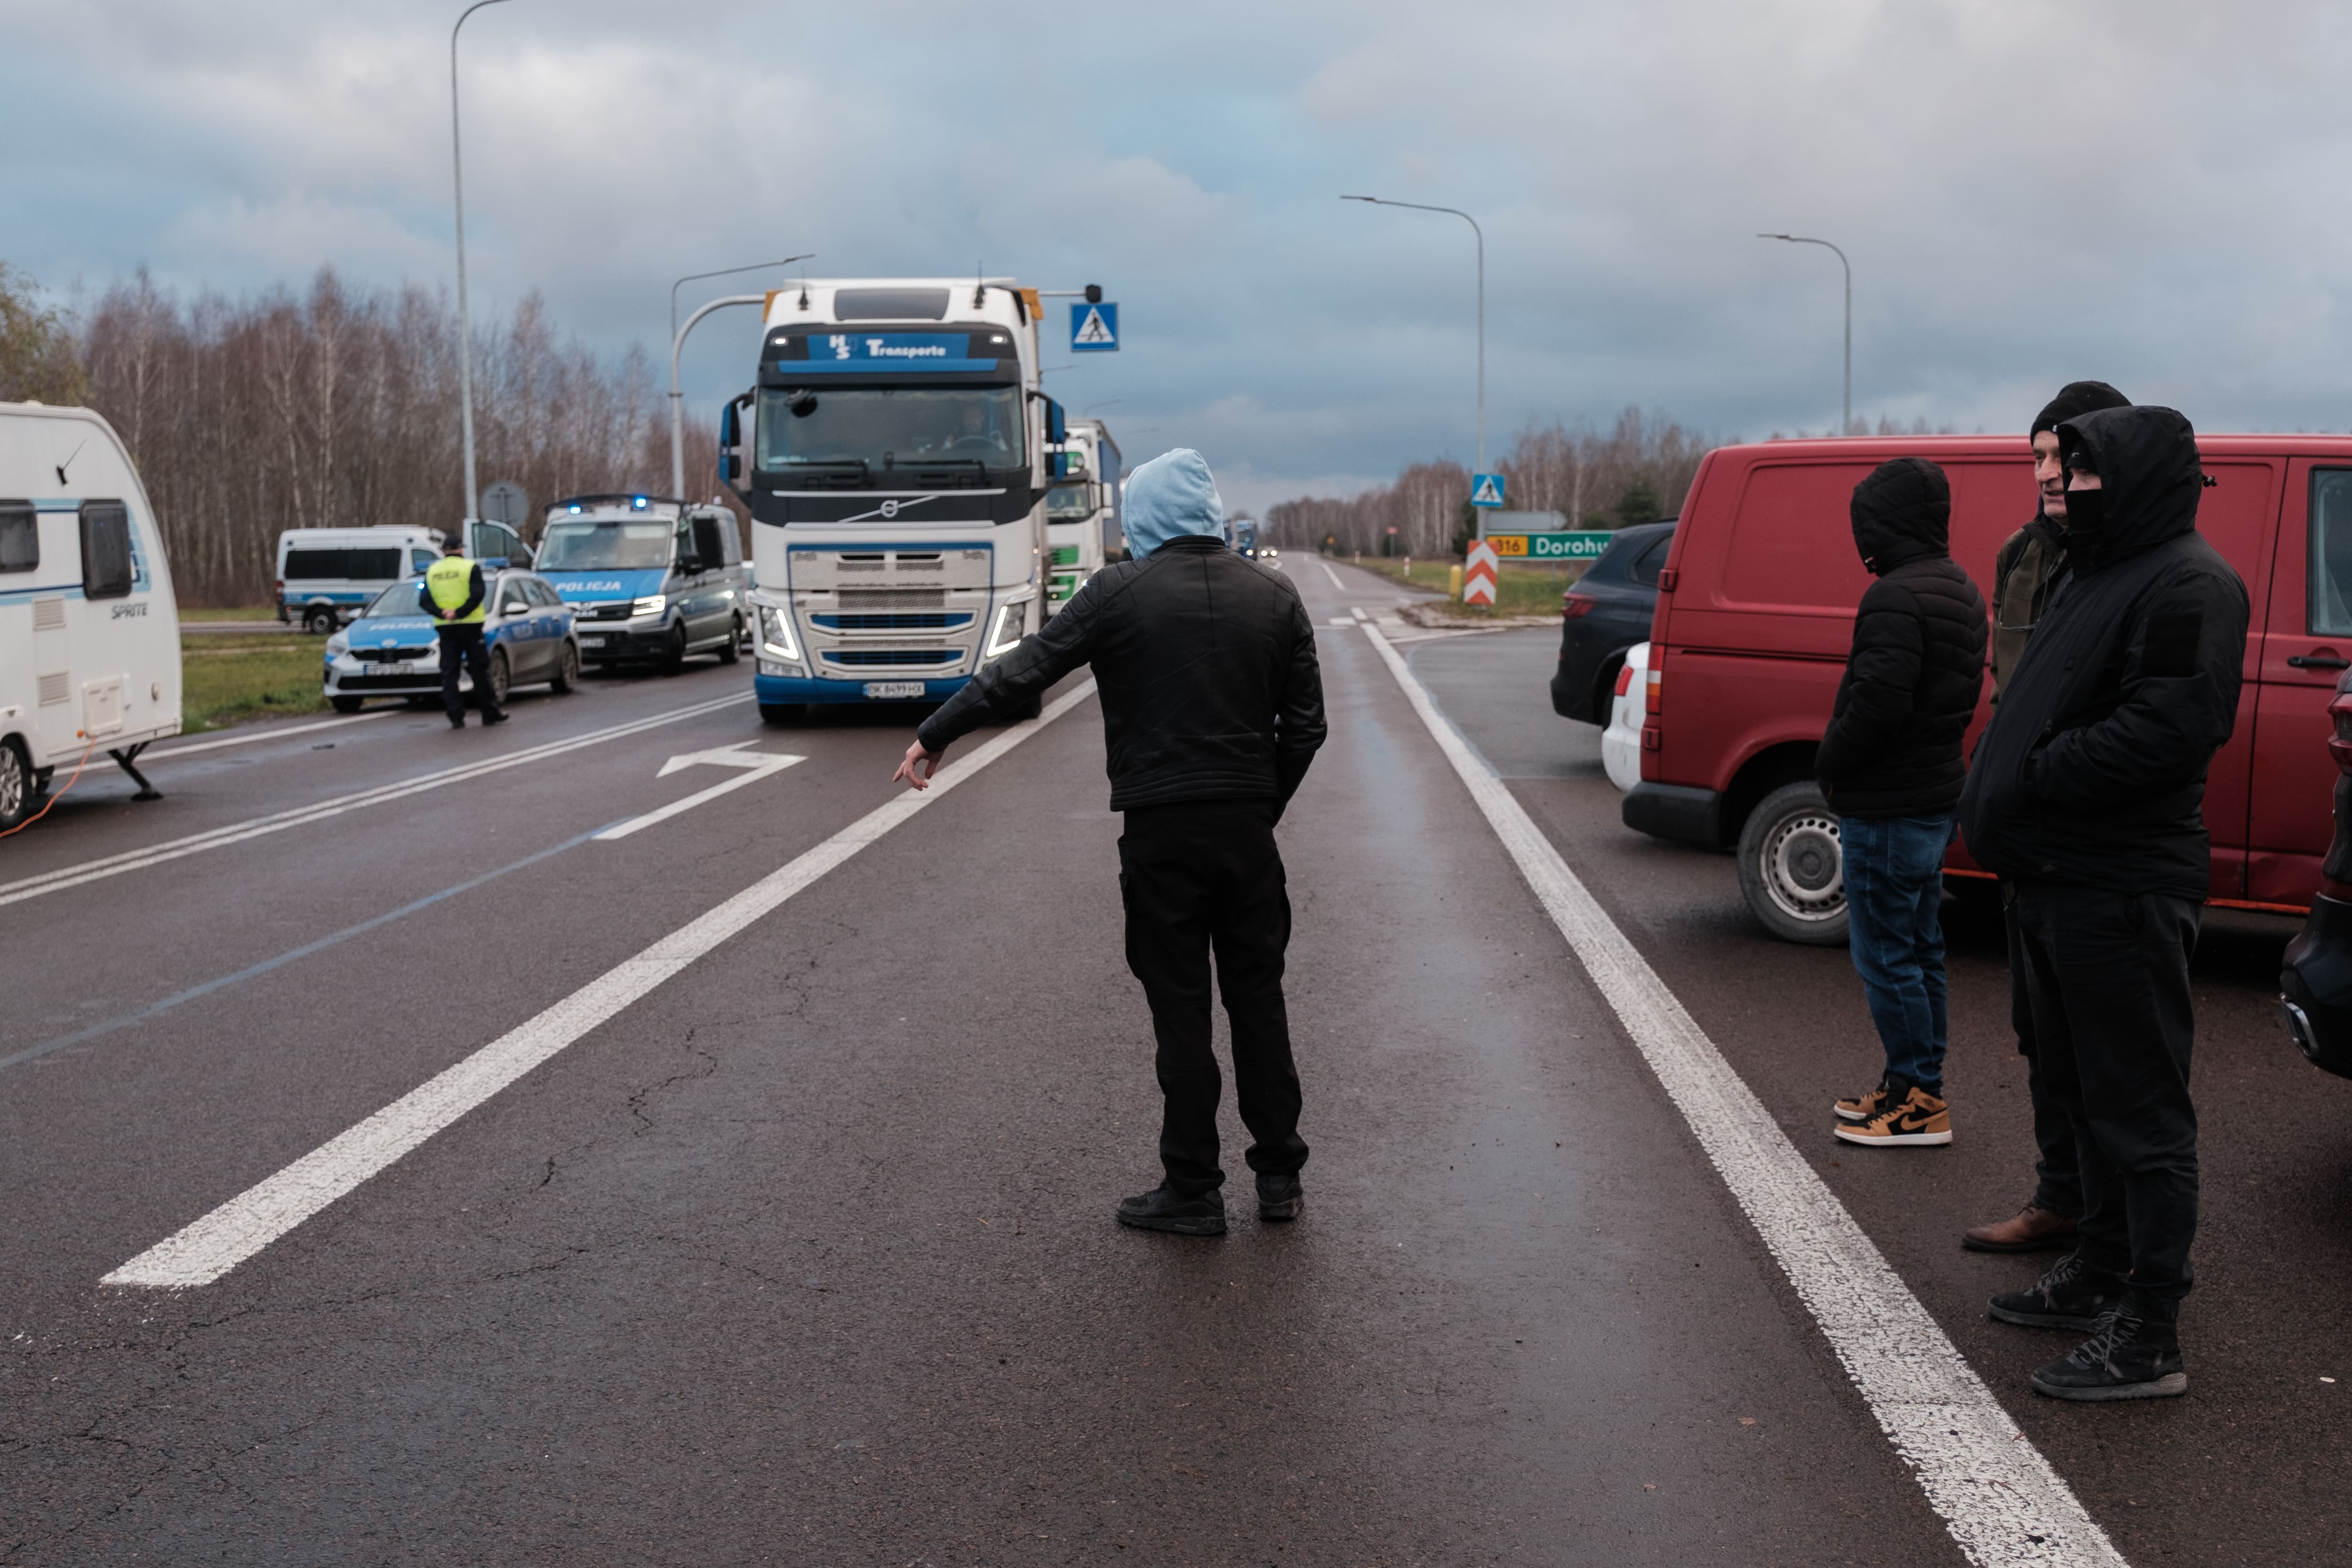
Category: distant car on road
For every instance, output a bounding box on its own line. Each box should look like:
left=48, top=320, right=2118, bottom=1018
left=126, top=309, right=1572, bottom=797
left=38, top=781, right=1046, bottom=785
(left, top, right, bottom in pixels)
left=2282, top=670, right=2352, bottom=1078
left=1549, top=520, right=1675, bottom=725
left=322, top=568, right=580, bottom=713
left=1600, top=642, right=1649, bottom=791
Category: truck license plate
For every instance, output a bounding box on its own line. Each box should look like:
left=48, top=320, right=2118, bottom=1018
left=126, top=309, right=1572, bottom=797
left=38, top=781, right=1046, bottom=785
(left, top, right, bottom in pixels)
left=864, top=681, right=926, bottom=699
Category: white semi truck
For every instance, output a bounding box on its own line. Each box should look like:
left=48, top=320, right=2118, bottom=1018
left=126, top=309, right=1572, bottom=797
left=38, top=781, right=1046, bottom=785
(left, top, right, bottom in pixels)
left=721, top=278, right=1068, bottom=722
left=1044, top=415, right=1122, bottom=617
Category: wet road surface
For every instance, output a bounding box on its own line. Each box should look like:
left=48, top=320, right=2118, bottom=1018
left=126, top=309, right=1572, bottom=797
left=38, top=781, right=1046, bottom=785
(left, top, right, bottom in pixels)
left=0, top=560, right=2338, bottom=1564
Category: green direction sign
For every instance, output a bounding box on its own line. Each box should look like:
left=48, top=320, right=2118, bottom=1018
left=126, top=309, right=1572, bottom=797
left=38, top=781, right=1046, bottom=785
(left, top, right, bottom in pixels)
left=1489, top=530, right=1618, bottom=561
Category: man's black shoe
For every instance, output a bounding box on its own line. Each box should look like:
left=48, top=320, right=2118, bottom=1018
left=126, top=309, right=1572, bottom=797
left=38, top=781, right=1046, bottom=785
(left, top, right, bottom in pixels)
left=1256, top=1170, right=1303, bottom=1222
left=448, top=716, right=467, bottom=729
left=1989, top=1250, right=2129, bottom=1331
left=1115, top=1184, right=1225, bottom=1236
left=2031, top=1304, right=2188, bottom=1401
left=482, top=711, right=509, bottom=726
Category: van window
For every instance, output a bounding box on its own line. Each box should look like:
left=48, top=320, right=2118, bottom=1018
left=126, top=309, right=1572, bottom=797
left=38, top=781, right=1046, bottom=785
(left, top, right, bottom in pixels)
left=285, top=547, right=402, bottom=580
left=1717, top=464, right=1877, bottom=613
left=80, top=501, right=133, bottom=600
left=0, top=501, right=34, bottom=573
left=2310, top=470, right=2352, bottom=635
left=1627, top=536, right=1670, bottom=588
left=411, top=548, right=437, bottom=573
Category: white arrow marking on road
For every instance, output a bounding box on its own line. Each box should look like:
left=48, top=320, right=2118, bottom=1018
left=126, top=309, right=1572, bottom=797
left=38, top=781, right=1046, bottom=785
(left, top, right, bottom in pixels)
left=592, top=742, right=805, bottom=841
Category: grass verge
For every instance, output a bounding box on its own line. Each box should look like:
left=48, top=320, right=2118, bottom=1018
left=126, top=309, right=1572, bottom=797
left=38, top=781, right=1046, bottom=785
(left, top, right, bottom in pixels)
left=178, top=605, right=283, bottom=622
left=180, top=633, right=332, bottom=733
left=1344, top=557, right=1581, bottom=619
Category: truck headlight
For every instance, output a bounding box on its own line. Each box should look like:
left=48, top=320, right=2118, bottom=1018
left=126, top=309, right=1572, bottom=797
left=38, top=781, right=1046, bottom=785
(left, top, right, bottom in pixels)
left=632, top=594, right=667, bottom=618
left=985, top=599, right=1030, bottom=661
left=757, top=603, right=800, bottom=663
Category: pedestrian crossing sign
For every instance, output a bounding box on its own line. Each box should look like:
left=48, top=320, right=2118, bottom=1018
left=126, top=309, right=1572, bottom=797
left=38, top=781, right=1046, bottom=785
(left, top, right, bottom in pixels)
left=1470, top=473, right=1505, bottom=509
left=1071, top=302, right=1119, bottom=352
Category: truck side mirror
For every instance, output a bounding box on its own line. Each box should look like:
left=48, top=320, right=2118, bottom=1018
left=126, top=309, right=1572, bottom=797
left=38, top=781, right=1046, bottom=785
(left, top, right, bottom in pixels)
left=1045, top=398, right=1067, bottom=446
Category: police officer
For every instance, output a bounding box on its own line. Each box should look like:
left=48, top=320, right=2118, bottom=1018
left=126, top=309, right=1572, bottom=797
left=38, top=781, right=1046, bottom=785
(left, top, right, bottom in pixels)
left=425, top=538, right=507, bottom=729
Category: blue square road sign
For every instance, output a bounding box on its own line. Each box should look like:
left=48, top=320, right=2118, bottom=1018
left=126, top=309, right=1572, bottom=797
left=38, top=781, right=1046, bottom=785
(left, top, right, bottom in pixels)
left=1470, top=473, right=1505, bottom=509
left=1071, top=302, right=1119, bottom=352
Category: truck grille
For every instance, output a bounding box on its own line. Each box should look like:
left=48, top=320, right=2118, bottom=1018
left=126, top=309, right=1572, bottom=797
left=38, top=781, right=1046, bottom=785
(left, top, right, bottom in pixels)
left=820, top=649, right=960, bottom=668
left=811, top=612, right=972, bottom=631
left=833, top=589, right=946, bottom=610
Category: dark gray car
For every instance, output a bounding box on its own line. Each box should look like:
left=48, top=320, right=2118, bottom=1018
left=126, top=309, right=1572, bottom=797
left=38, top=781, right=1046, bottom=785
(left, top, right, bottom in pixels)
left=1549, top=520, right=1675, bottom=724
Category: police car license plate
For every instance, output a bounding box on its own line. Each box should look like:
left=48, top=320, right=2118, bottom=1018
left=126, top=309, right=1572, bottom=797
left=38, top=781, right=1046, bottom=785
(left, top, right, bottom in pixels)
left=864, top=681, right=926, bottom=699
left=579, top=635, right=606, bottom=647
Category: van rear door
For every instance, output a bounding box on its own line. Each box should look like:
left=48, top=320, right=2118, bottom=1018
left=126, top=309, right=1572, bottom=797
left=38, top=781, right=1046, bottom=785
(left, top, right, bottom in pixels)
left=2246, top=458, right=2347, bottom=908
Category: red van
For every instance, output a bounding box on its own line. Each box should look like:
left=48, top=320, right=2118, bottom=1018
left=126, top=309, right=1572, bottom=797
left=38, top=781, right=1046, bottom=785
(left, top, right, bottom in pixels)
left=1623, top=434, right=2351, bottom=943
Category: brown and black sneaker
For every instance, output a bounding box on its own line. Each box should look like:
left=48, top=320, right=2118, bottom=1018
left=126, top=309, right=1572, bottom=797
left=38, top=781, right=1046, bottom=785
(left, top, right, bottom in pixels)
left=1833, top=1078, right=1892, bottom=1124
left=1834, top=1083, right=1951, bottom=1147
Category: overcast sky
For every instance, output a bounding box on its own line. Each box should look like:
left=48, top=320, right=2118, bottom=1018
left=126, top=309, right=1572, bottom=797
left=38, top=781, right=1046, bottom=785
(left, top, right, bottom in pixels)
left=10, top=0, right=2352, bottom=510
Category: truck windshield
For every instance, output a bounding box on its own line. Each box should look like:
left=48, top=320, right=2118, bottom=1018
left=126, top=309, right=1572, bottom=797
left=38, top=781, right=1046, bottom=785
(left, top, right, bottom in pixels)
left=757, top=386, right=1025, bottom=474
left=1045, top=483, right=1093, bottom=519
left=363, top=580, right=427, bottom=618
left=538, top=521, right=671, bottom=570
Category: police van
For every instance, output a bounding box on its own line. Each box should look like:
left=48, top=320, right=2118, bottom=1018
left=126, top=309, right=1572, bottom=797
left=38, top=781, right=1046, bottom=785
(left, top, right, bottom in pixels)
left=276, top=527, right=445, bottom=635
left=534, top=494, right=749, bottom=673
left=1, top=401, right=182, bottom=831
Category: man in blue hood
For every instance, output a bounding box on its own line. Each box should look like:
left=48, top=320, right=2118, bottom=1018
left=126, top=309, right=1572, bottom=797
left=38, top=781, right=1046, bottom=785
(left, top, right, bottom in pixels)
left=894, top=449, right=1328, bottom=1237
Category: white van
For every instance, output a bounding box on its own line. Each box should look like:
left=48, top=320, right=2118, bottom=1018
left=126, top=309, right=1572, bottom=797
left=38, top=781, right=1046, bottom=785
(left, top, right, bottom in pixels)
left=276, top=526, right=445, bottom=635
left=0, top=402, right=182, bottom=830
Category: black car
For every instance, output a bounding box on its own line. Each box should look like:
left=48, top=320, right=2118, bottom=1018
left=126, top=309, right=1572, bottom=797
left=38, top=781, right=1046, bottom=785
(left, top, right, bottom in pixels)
left=2281, top=669, right=2352, bottom=1078
left=1548, top=519, right=1675, bottom=724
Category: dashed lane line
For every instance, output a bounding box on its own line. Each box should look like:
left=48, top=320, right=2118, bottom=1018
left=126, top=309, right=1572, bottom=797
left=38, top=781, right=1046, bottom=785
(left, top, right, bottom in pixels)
left=1358, top=621, right=2127, bottom=1568
left=102, top=681, right=1097, bottom=1289
left=0, top=693, right=751, bottom=910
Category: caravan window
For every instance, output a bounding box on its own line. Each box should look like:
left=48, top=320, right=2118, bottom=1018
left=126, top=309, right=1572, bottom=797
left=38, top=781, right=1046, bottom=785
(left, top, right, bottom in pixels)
left=0, top=502, right=34, bottom=572
left=80, top=502, right=133, bottom=600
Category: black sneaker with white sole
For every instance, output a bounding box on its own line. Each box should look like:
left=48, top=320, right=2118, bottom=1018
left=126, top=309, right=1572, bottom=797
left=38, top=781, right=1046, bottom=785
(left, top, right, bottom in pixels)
left=2031, top=1304, right=2188, bottom=1401
left=1988, top=1250, right=2130, bottom=1331
left=1256, top=1170, right=1303, bottom=1222
left=1115, top=1184, right=1226, bottom=1236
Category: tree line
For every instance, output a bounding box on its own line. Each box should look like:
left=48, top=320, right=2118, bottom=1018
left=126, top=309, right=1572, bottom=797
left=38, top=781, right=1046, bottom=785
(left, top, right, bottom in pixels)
left=0, top=264, right=724, bottom=607
left=1262, top=406, right=1716, bottom=558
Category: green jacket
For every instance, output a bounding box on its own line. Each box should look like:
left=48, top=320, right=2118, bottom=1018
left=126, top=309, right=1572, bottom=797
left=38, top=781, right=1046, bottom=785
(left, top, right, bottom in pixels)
left=1989, top=518, right=2065, bottom=700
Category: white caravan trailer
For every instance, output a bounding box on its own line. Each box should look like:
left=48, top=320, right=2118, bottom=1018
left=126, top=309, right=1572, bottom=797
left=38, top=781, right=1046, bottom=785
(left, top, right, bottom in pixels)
left=0, top=402, right=181, bottom=830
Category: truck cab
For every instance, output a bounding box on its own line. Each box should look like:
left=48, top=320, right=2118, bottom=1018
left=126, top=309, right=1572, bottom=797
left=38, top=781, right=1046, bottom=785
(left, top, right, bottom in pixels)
left=534, top=494, right=748, bottom=673
left=1045, top=415, right=1122, bottom=615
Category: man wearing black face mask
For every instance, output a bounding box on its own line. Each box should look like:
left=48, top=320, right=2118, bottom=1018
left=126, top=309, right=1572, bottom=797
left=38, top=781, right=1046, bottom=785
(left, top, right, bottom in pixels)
left=1957, top=405, right=2248, bottom=1401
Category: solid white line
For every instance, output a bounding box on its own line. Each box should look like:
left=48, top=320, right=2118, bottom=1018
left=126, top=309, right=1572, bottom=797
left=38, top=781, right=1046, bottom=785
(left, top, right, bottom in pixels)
left=146, top=711, right=397, bottom=759
left=1358, top=623, right=2126, bottom=1568
left=0, top=693, right=752, bottom=909
left=591, top=753, right=806, bottom=841
left=103, top=681, right=1098, bottom=1289
left=1318, top=561, right=1346, bottom=591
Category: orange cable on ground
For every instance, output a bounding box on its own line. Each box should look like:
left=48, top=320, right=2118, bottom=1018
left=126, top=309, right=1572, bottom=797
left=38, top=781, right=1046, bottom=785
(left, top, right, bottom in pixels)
left=0, top=738, right=100, bottom=840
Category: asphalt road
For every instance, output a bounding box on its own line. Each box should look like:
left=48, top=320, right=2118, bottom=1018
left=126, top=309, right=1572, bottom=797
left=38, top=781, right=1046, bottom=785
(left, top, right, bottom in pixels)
left=0, top=559, right=2337, bottom=1565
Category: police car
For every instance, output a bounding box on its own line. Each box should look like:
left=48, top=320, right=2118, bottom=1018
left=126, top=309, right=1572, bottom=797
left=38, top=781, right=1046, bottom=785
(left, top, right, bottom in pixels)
left=322, top=568, right=581, bottom=713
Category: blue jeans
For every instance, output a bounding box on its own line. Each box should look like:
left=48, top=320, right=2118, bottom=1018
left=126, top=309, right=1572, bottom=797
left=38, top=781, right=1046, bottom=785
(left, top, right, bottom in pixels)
left=1841, top=814, right=1954, bottom=1092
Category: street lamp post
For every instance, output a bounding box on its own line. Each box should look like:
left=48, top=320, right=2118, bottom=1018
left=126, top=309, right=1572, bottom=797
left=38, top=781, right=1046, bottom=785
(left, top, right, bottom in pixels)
left=1758, top=233, right=1851, bottom=435
left=1343, top=195, right=1486, bottom=534
left=450, top=0, right=514, bottom=525
left=671, top=295, right=771, bottom=499
left=669, top=255, right=812, bottom=499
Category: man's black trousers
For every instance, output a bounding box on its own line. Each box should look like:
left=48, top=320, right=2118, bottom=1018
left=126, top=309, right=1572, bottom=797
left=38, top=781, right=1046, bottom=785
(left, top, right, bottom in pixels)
left=2011, top=882, right=2201, bottom=1309
left=2004, top=892, right=2082, bottom=1218
left=437, top=623, right=503, bottom=723
left=1118, top=799, right=1308, bottom=1198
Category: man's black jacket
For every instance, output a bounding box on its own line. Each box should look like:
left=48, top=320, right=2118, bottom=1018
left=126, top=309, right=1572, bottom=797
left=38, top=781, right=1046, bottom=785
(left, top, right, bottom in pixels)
left=915, top=535, right=1327, bottom=812
left=1957, top=406, right=2249, bottom=898
left=1816, top=458, right=1988, bottom=820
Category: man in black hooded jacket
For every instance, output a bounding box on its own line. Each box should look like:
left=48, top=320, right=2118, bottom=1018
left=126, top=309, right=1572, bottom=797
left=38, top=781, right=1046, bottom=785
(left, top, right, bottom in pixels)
left=1957, top=405, right=2249, bottom=1401
left=1819, top=459, right=1987, bottom=1150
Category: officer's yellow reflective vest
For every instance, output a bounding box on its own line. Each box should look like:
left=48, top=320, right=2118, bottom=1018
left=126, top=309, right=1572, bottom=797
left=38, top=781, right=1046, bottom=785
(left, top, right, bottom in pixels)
left=425, top=555, right=485, bottom=624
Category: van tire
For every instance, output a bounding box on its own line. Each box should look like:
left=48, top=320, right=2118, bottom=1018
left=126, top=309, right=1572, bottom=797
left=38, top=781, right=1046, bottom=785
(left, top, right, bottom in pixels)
left=330, top=695, right=365, bottom=715
left=0, top=740, right=30, bottom=831
left=303, top=606, right=338, bottom=636
left=718, top=615, right=743, bottom=665
left=759, top=702, right=806, bottom=726
left=550, top=641, right=580, bottom=693
left=1737, top=780, right=1849, bottom=946
left=660, top=624, right=687, bottom=676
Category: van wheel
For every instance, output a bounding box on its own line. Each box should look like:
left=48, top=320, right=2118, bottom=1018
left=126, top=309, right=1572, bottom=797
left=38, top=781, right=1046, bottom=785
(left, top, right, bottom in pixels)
left=303, top=607, right=337, bottom=636
left=660, top=624, right=687, bottom=676
left=0, top=740, right=30, bottom=831
left=550, top=641, right=580, bottom=694
left=487, top=648, right=512, bottom=706
left=330, top=695, right=365, bottom=715
left=717, top=615, right=744, bottom=665
left=759, top=702, right=806, bottom=726
left=1737, top=781, right=1848, bottom=946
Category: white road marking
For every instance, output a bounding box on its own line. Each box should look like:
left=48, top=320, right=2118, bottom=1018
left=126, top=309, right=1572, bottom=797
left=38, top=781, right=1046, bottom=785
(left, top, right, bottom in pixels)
left=592, top=743, right=807, bottom=841
left=103, top=681, right=1098, bottom=1289
left=1326, top=617, right=1356, bottom=628
left=145, top=711, right=398, bottom=759
left=0, top=694, right=752, bottom=909
left=1318, top=561, right=1346, bottom=590
left=1358, top=622, right=2127, bottom=1568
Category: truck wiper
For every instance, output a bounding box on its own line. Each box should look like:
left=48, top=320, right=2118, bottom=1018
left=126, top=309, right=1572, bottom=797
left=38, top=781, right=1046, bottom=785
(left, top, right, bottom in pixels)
left=895, top=457, right=988, bottom=487
left=785, top=458, right=870, bottom=489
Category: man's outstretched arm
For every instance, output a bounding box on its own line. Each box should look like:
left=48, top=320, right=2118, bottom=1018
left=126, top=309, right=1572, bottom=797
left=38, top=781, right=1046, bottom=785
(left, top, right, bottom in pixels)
left=892, top=585, right=1101, bottom=789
